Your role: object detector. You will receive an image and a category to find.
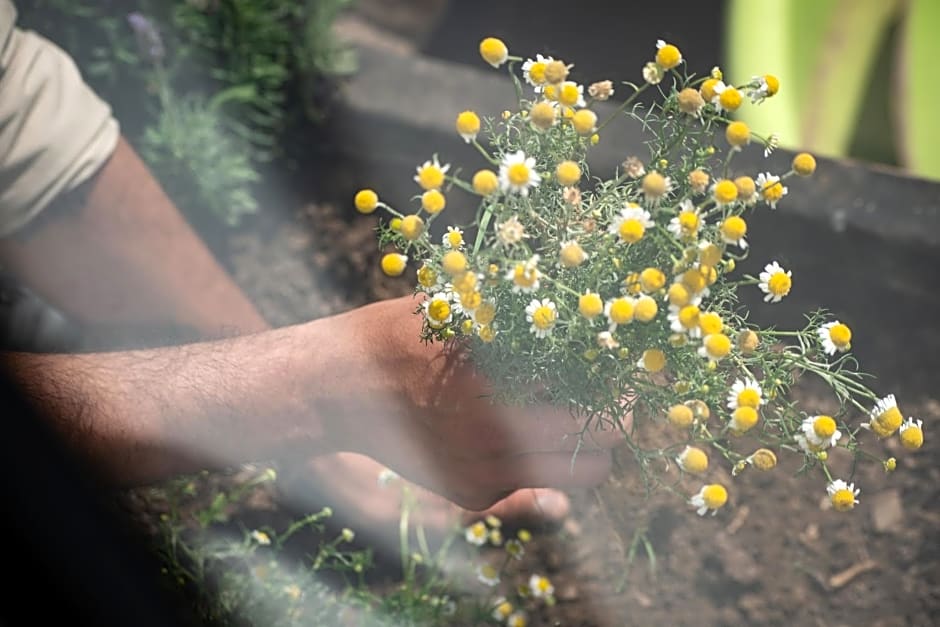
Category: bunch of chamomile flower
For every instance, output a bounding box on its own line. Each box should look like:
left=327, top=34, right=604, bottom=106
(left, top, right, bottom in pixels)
left=354, top=37, right=923, bottom=520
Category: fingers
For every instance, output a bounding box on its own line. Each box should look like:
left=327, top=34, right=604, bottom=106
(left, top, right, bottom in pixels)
left=459, top=488, right=571, bottom=527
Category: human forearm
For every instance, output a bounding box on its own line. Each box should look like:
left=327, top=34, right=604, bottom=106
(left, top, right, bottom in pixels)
left=0, top=136, right=268, bottom=340
left=0, top=316, right=354, bottom=484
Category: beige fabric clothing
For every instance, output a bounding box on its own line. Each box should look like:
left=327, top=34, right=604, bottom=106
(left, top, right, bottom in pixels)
left=0, top=0, right=120, bottom=236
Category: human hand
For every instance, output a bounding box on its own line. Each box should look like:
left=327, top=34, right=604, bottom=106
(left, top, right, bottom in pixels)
left=316, top=295, right=629, bottom=511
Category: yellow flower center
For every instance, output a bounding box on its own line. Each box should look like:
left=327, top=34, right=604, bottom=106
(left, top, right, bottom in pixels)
left=528, top=61, right=547, bottom=84
left=560, top=241, right=586, bottom=268
left=704, top=333, right=732, bottom=358
left=635, top=296, right=658, bottom=322
left=688, top=169, right=710, bottom=191
left=656, top=44, right=682, bottom=69
left=792, top=152, right=816, bottom=176
left=508, top=163, right=531, bottom=186
left=417, top=265, right=437, bottom=288
left=725, top=121, right=750, bottom=147
left=761, top=180, right=785, bottom=202
left=530, top=101, right=556, bottom=130
left=513, top=264, right=538, bottom=289
left=678, top=211, right=700, bottom=235
left=571, top=109, right=597, bottom=135
left=441, top=251, right=467, bottom=276
left=609, top=298, right=635, bottom=324
left=543, top=84, right=558, bottom=101
left=699, top=243, right=722, bottom=267
left=702, top=484, right=728, bottom=510
left=721, top=216, right=747, bottom=241
left=544, top=60, right=568, bottom=84
left=558, top=83, right=581, bottom=107
left=532, top=305, right=556, bottom=330
left=642, top=171, right=668, bottom=197
left=474, top=301, right=496, bottom=325
left=380, top=253, right=407, bottom=277
left=831, top=489, right=856, bottom=512
left=354, top=189, right=379, bottom=214
left=455, top=110, right=480, bottom=137
left=478, top=325, right=495, bottom=342
left=421, top=189, right=446, bottom=214
left=400, top=215, right=424, bottom=241
left=767, top=272, right=792, bottom=297
left=667, top=283, right=691, bottom=307
left=732, top=406, right=759, bottom=433
left=678, top=305, right=700, bottom=329
left=876, top=406, right=903, bottom=434
left=641, top=348, right=666, bottom=372
left=579, top=293, right=603, bottom=319
left=428, top=299, right=451, bottom=322
left=417, top=165, right=445, bottom=190
left=640, top=267, right=666, bottom=292
left=677, top=87, right=705, bottom=114
left=446, top=230, right=463, bottom=248
left=680, top=447, right=708, bottom=474
left=687, top=399, right=711, bottom=420
left=700, top=78, right=719, bottom=102
left=764, top=74, right=780, bottom=96
left=738, top=330, right=759, bottom=353
left=472, top=170, right=499, bottom=195
left=668, top=404, right=694, bottom=428
left=555, top=161, right=581, bottom=186
left=618, top=219, right=645, bottom=243
left=452, top=271, right=476, bottom=294
left=750, top=448, right=777, bottom=470
left=713, top=179, right=738, bottom=204
left=737, top=388, right=761, bottom=409
left=479, top=37, right=508, bottom=67
left=734, top=176, right=756, bottom=199
left=813, top=415, right=837, bottom=438
left=900, top=425, right=924, bottom=450
left=698, top=311, right=723, bottom=335
left=719, top=86, right=742, bottom=110
left=681, top=268, right=707, bottom=294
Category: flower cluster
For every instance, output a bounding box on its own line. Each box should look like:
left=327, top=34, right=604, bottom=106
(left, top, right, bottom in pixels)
left=356, top=38, right=923, bottom=519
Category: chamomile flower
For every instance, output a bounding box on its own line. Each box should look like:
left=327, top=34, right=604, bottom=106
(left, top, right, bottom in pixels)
left=471, top=299, right=497, bottom=326
left=641, top=171, right=673, bottom=203
left=799, top=415, right=842, bottom=450
left=250, top=530, right=271, bottom=545
left=689, top=484, right=728, bottom=516
left=506, top=255, right=541, bottom=293
left=729, top=406, right=759, bottom=435
left=588, top=80, right=614, bottom=100
left=507, top=611, right=528, bottom=627
left=559, top=239, right=588, bottom=268
left=756, top=172, right=788, bottom=209
left=499, top=150, right=542, bottom=197
left=609, top=203, right=654, bottom=244
left=442, top=226, right=464, bottom=249
left=476, top=563, right=500, bottom=586
left=416, top=263, right=441, bottom=293
left=711, top=81, right=743, bottom=112
left=455, top=110, right=481, bottom=143
left=525, top=298, right=558, bottom=339
left=414, top=157, right=450, bottom=190
left=528, top=574, right=555, bottom=598
left=557, top=81, right=587, bottom=108
left=522, top=54, right=553, bottom=90
left=668, top=304, right=700, bottom=335
left=698, top=333, right=732, bottom=361
left=495, top=216, right=528, bottom=248
left=578, top=291, right=604, bottom=320
left=676, top=445, right=709, bottom=475
left=758, top=261, right=792, bottom=303
left=818, top=320, right=852, bottom=355
left=747, top=74, right=780, bottom=103
left=423, top=292, right=454, bottom=329
left=479, top=37, right=508, bottom=67
left=667, top=199, right=702, bottom=240
left=719, top=215, right=748, bottom=249
left=505, top=539, right=525, bottom=560
left=492, top=598, right=514, bottom=622
left=862, top=394, right=904, bottom=438
left=734, top=176, right=758, bottom=205
left=899, top=418, right=924, bottom=450
left=827, top=479, right=859, bottom=512
left=605, top=296, right=636, bottom=331
left=637, top=348, right=666, bottom=373
left=727, top=378, right=764, bottom=410
left=655, top=39, right=682, bottom=69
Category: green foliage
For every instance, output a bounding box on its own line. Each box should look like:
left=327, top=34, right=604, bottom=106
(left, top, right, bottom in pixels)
left=16, top=0, right=360, bottom=226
